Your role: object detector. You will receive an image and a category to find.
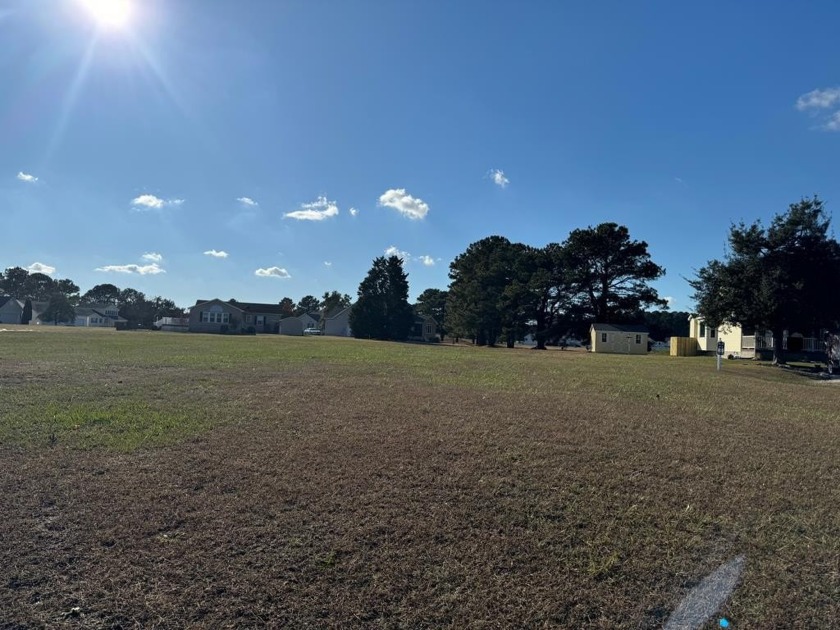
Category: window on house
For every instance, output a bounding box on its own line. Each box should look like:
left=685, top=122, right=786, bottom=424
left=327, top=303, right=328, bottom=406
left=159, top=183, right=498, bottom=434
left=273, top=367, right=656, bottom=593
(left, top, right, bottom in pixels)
left=601, top=333, right=607, bottom=343
left=201, top=311, right=229, bottom=324
left=635, top=334, right=641, bottom=344
left=699, top=322, right=706, bottom=337
left=425, top=324, right=433, bottom=334
left=710, top=328, right=716, bottom=338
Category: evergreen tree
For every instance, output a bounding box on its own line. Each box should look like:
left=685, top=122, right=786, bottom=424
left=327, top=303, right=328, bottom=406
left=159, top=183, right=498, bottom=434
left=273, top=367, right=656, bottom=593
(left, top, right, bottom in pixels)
left=691, top=197, right=840, bottom=363
left=350, top=256, right=413, bottom=340
left=21, top=299, right=32, bottom=324
left=446, top=236, right=520, bottom=346
left=41, top=293, right=76, bottom=325
left=564, top=223, right=666, bottom=323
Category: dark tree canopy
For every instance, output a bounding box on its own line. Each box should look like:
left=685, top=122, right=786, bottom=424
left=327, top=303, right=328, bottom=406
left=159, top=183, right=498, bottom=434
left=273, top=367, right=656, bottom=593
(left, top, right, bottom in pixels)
left=643, top=310, right=690, bottom=340
left=295, top=295, right=321, bottom=315
left=564, top=223, right=666, bottom=323
left=350, top=256, right=414, bottom=341
left=21, top=299, right=33, bottom=324
left=691, top=197, right=840, bottom=363
left=278, top=297, right=296, bottom=318
left=446, top=236, right=520, bottom=346
left=321, top=291, right=352, bottom=317
left=0, top=267, right=30, bottom=297
left=81, top=283, right=121, bottom=305
left=415, top=288, right=448, bottom=338
left=41, top=293, right=76, bottom=325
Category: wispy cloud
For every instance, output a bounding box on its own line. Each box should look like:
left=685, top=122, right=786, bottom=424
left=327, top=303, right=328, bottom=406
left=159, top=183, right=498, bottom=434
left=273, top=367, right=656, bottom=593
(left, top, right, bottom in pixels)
left=131, top=194, right=184, bottom=210
left=349, top=207, right=359, bottom=217
left=284, top=195, right=339, bottom=221
left=489, top=169, right=509, bottom=188
left=378, top=189, right=429, bottom=220
left=255, top=266, right=291, bottom=278
left=26, top=262, right=55, bottom=275
left=418, top=255, right=436, bottom=266
left=141, top=252, right=163, bottom=263
left=17, top=171, right=38, bottom=183
left=324, top=261, right=332, bottom=267
left=795, top=87, right=840, bottom=131
left=674, top=177, right=684, bottom=185
left=796, top=87, right=840, bottom=111
left=204, top=249, right=229, bottom=258
left=385, top=245, right=411, bottom=260
left=237, top=197, right=258, bottom=206
left=664, top=296, right=675, bottom=307
left=96, top=263, right=165, bottom=275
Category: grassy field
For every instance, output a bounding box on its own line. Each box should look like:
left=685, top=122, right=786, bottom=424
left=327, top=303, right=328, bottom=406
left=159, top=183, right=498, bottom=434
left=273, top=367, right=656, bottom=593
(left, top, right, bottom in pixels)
left=1, top=326, right=838, bottom=628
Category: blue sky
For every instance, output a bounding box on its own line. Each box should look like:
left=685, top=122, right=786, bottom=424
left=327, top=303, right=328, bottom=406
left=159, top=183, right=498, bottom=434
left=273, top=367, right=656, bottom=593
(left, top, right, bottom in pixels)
left=2, top=0, right=839, bottom=310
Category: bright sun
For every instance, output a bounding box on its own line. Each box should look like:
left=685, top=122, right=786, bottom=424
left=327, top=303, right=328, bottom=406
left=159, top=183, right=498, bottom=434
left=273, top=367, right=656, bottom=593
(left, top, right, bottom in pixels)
left=79, top=0, right=132, bottom=29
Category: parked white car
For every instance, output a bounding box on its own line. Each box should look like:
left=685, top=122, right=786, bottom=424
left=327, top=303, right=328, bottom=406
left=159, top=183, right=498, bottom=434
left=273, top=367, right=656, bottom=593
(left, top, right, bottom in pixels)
left=303, top=327, right=322, bottom=335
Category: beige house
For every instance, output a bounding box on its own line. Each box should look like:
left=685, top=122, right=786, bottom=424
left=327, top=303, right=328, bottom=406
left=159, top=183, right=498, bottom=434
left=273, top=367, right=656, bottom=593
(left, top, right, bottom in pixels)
left=409, top=314, right=438, bottom=342
left=189, top=299, right=287, bottom=334
left=688, top=315, right=825, bottom=358
left=589, top=323, right=649, bottom=355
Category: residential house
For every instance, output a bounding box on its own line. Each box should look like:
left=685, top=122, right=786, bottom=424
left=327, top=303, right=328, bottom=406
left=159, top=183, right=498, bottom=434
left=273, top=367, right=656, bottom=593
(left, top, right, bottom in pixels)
left=73, top=304, right=127, bottom=328
left=1, top=297, right=49, bottom=325
left=189, top=299, right=287, bottom=334
left=688, top=315, right=825, bottom=359
left=408, top=314, right=438, bottom=342
left=589, top=323, right=649, bottom=355
left=323, top=306, right=353, bottom=337
left=279, top=312, right=321, bottom=336
left=0, top=297, right=24, bottom=324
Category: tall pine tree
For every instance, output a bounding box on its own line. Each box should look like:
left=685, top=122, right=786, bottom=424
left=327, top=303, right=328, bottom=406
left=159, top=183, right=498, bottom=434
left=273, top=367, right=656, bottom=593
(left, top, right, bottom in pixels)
left=350, top=256, right=414, bottom=340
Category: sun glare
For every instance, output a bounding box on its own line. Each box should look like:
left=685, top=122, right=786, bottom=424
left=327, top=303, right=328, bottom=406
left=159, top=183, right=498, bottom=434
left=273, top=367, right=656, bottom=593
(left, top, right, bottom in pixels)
left=80, top=0, right=132, bottom=29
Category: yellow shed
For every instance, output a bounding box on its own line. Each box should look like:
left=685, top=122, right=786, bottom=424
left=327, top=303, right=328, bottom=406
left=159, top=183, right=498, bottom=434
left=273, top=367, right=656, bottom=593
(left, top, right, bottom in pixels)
left=589, top=323, right=649, bottom=355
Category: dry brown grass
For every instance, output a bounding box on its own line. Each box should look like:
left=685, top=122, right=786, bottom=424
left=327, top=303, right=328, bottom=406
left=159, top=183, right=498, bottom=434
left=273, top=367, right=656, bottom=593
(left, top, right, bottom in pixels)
left=1, top=328, right=839, bottom=628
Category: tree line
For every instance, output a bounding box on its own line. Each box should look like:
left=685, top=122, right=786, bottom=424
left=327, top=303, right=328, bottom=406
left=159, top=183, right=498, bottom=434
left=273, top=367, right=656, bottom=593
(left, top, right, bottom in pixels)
left=0, top=268, right=186, bottom=328
left=439, top=223, right=666, bottom=348
left=349, top=222, right=677, bottom=346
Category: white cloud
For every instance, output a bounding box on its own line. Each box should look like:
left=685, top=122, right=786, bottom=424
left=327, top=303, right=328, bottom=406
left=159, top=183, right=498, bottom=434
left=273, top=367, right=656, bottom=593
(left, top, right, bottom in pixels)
left=141, top=252, right=163, bottom=263
left=664, top=296, right=675, bottom=307
left=825, top=111, right=840, bottom=132
left=17, top=171, right=38, bottom=183
left=237, top=197, right=258, bottom=206
left=796, top=87, right=840, bottom=111
left=204, top=249, right=229, bottom=258
left=489, top=169, right=509, bottom=188
left=418, top=255, right=435, bottom=266
left=26, top=262, right=56, bottom=275
left=131, top=195, right=184, bottom=210
left=96, top=263, right=165, bottom=275
left=385, top=245, right=411, bottom=260
left=378, top=188, right=429, bottom=220
left=284, top=195, right=339, bottom=221
left=349, top=207, right=359, bottom=217
left=131, top=194, right=165, bottom=209
left=324, top=261, right=332, bottom=267
left=255, top=266, right=291, bottom=279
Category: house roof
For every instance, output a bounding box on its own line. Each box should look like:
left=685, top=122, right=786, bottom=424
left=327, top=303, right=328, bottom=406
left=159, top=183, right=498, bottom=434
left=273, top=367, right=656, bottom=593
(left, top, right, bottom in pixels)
left=590, top=323, right=649, bottom=334
left=195, top=299, right=289, bottom=315
left=326, top=306, right=352, bottom=320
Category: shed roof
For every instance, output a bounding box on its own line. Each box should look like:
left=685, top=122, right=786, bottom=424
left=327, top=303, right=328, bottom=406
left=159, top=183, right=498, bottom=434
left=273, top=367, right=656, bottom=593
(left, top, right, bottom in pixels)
left=590, top=323, right=650, bottom=334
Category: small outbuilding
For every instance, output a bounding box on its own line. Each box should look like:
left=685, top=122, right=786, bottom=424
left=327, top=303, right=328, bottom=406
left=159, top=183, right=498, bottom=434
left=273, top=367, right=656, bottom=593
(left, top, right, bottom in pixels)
left=589, top=323, right=649, bottom=355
